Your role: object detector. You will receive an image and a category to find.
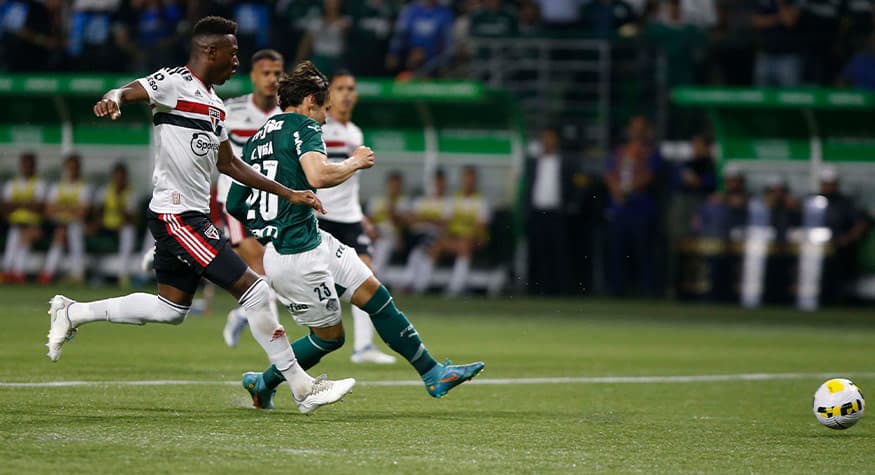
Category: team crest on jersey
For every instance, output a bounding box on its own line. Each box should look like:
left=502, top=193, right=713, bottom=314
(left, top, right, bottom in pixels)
left=204, top=224, right=220, bottom=240
left=208, top=107, right=222, bottom=134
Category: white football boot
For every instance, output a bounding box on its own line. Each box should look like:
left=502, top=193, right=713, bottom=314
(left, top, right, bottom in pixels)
left=46, top=295, right=77, bottom=362
left=222, top=308, right=248, bottom=348
left=294, top=375, right=356, bottom=415
left=350, top=344, right=397, bottom=364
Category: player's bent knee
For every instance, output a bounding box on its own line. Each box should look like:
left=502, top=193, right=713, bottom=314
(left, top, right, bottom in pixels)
left=155, top=297, right=189, bottom=325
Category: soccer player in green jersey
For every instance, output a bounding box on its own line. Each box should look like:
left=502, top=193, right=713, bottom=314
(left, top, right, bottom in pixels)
left=226, top=61, right=485, bottom=408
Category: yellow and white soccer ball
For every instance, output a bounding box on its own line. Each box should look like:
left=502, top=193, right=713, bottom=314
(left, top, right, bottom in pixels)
left=812, top=378, right=865, bottom=430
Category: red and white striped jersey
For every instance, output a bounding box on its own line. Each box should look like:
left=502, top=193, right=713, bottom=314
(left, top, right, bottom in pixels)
left=216, top=93, right=281, bottom=203
left=136, top=66, right=228, bottom=215
left=316, top=115, right=365, bottom=224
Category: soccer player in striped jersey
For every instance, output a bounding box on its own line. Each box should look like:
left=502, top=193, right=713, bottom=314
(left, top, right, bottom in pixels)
left=45, top=16, right=355, bottom=414
left=217, top=49, right=284, bottom=347
left=40, top=153, right=90, bottom=284
left=316, top=71, right=396, bottom=364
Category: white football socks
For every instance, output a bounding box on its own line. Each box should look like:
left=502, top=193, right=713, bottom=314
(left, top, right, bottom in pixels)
left=238, top=279, right=313, bottom=399
left=67, top=293, right=189, bottom=326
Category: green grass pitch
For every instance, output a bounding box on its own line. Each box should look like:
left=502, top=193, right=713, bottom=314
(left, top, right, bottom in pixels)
left=1, top=285, right=873, bottom=474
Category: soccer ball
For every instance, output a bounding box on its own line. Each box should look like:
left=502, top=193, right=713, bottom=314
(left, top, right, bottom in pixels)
left=812, top=378, right=865, bottom=430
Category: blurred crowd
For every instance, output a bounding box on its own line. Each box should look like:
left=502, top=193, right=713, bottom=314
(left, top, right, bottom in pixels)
left=523, top=116, right=874, bottom=302
left=2, top=0, right=875, bottom=88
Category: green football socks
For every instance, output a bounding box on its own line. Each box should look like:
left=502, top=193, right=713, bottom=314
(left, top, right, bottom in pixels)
left=362, top=285, right=438, bottom=376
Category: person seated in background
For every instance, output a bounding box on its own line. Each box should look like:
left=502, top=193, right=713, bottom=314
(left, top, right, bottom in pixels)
left=40, top=153, right=92, bottom=284
left=2, top=152, right=46, bottom=283
left=90, top=162, right=137, bottom=287
left=760, top=175, right=799, bottom=242
left=692, top=165, right=748, bottom=239
left=426, top=165, right=490, bottom=296
left=403, top=168, right=450, bottom=293
left=368, top=171, right=411, bottom=278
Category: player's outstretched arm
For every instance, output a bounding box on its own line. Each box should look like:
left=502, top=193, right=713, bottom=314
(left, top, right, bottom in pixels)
left=93, top=81, right=150, bottom=120
left=300, top=146, right=374, bottom=189
left=216, top=141, right=325, bottom=213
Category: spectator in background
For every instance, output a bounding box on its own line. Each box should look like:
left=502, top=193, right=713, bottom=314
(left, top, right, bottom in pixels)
left=296, top=0, right=350, bottom=77
left=90, top=163, right=137, bottom=287
left=428, top=165, right=490, bottom=296
left=533, top=0, right=584, bottom=29
left=368, top=171, right=411, bottom=278
left=644, top=0, right=707, bottom=87
left=710, top=0, right=756, bottom=85
left=840, top=33, right=875, bottom=90
left=692, top=164, right=748, bottom=238
left=469, top=0, right=518, bottom=38
left=347, top=0, right=397, bottom=77
left=404, top=169, right=450, bottom=294
left=845, top=0, right=875, bottom=51
left=524, top=127, right=574, bottom=296
left=752, top=0, right=802, bottom=86
left=670, top=133, right=716, bottom=234
left=815, top=167, right=873, bottom=302
left=115, top=0, right=186, bottom=73
left=69, top=0, right=124, bottom=71
left=2, top=0, right=65, bottom=71
left=386, top=0, right=454, bottom=78
left=579, top=0, right=637, bottom=37
left=798, top=0, right=841, bottom=85
left=518, top=0, right=545, bottom=37
left=604, top=116, right=664, bottom=297
left=40, top=154, right=91, bottom=284
left=760, top=176, right=799, bottom=242
left=666, top=133, right=716, bottom=289
left=231, top=0, right=270, bottom=72
left=2, top=153, right=45, bottom=283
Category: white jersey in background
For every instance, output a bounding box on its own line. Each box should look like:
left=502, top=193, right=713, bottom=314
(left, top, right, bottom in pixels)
left=317, top=115, right=365, bottom=224
left=216, top=93, right=282, bottom=203
left=137, top=66, right=228, bottom=215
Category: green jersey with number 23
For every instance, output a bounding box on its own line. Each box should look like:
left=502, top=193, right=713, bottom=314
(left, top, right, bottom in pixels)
left=226, top=112, right=327, bottom=254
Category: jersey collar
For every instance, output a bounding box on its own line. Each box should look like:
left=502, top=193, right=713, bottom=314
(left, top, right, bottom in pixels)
left=186, top=66, right=212, bottom=92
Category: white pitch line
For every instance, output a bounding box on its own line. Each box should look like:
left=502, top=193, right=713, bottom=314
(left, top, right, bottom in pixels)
left=1, top=372, right=874, bottom=388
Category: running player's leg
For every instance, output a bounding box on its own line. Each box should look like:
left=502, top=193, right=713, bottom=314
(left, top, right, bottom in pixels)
left=246, top=239, right=353, bottom=409
left=220, top=203, right=270, bottom=348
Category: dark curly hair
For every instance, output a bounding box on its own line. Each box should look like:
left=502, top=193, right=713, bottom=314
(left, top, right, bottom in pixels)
left=278, top=61, right=329, bottom=110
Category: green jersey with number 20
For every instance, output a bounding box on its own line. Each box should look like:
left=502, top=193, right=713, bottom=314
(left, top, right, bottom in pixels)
left=226, top=112, right=326, bottom=254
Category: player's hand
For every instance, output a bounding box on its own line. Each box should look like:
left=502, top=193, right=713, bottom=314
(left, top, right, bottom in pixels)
left=351, top=146, right=375, bottom=170
left=288, top=190, right=326, bottom=214
left=94, top=98, right=121, bottom=120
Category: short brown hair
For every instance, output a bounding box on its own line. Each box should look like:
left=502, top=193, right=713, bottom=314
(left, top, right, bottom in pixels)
left=278, top=61, right=329, bottom=110
left=251, top=49, right=283, bottom=65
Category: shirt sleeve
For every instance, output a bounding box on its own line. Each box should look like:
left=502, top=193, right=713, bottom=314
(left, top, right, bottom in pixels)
left=136, top=68, right=180, bottom=109
left=296, top=121, right=327, bottom=157
left=226, top=182, right=253, bottom=224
